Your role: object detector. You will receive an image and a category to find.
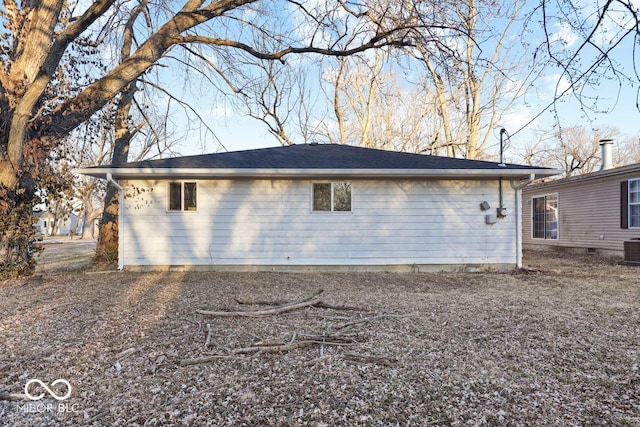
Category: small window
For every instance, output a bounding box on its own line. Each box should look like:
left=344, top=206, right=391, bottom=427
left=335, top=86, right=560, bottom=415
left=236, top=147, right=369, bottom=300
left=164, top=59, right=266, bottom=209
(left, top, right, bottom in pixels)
left=169, top=182, right=197, bottom=211
left=532, top=194, right=558, bottom=240
left=313, top=183, right=331, bottom=211
left=630, top=179, right=640, bottom=228
left=183, top=182, right=197, bottom=211
left=312, top=182, right=351, bottom=212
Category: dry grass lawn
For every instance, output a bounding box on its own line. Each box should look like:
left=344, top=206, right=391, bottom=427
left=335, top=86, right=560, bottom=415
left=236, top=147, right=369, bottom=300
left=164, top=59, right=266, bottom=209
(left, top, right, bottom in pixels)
left=1, top=250, right=639, bottom=426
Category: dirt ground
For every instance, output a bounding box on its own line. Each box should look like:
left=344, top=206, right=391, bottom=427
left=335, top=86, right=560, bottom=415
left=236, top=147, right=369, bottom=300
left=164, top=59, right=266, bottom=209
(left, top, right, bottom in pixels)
left=0, top=248, right=639, bottom=426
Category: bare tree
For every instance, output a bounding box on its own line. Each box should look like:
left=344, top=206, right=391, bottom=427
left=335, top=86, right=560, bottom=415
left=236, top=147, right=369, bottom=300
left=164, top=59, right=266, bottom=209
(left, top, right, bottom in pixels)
left=316, top=51, right=437, bottom=152
left=410, top=0, right=542, bottom=159
left=216, top=0, right=544, bottom=160
left=321, top=54, right=385, bottom=147
left=239, top=60, right=307, bottom=146
left=521, top=125, right=621, bottom=177
left=518, top=0, right=640, bottom=132
left=0, top=0, right=420, bottom=275
left=616, top=136, right=640, bottom=165
left=67, top=95, right=178, bottom=246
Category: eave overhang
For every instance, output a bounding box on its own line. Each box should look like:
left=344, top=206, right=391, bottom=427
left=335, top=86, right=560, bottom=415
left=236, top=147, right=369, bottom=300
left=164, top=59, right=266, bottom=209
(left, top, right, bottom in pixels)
left=523, top=163, right=640, bottom=190
left=77, top=167, right=560, bottom=181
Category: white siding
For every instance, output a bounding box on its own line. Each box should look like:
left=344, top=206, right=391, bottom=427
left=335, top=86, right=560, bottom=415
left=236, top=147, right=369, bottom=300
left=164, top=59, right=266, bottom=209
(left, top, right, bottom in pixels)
left=119, top=179, right=518, bottom=268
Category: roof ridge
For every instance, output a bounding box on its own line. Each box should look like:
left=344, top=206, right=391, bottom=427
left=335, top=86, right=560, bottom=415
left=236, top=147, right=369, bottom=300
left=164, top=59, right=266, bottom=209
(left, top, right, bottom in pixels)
left=77, top=144, right=559, bottom=180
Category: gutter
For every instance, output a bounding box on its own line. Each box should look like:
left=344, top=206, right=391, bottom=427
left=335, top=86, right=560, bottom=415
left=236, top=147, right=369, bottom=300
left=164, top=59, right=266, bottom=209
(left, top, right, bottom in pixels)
left=511, top=173, right=537, bottom=190
left=510, top=174, right=537, bottom=269
left=527, top=163, right=640, bottom=189
left=79, top=167, right=558, bottom=180
left=106, top=173, right=123, bottom=190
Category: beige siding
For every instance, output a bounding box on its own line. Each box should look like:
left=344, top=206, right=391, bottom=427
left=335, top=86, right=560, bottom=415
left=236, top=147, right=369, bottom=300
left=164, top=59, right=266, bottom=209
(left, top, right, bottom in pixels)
left=119, top=178, right=519, bottom=268
left=522, top=169, right=640, bottom=254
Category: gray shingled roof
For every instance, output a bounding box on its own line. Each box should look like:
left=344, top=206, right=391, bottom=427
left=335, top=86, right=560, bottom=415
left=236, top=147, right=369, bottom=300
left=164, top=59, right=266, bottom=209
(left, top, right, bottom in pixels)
left=103, top=144, right=547, bottom=170
left=79, top=143, right=558, bottom=179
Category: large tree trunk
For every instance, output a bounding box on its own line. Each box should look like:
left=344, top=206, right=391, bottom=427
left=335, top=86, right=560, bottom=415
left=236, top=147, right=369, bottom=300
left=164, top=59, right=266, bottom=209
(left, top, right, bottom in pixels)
left=95, top=2, right=144, bottom=262
left=70, top=211, right=81, bottom=239
left=2, top=0, right=227, bottom=269
left=81, top=196, right=102, bottom=240
left=95, top=81, right=136, bottom=261
left=425, top=57, right=455, bottom=157
left=0, top=176, right=40, bottom=277
left=0, top=0, right=103, bottom=276
left=50, top=200, right=61, bottom=236
left=96, top=183, right=120, bottom=260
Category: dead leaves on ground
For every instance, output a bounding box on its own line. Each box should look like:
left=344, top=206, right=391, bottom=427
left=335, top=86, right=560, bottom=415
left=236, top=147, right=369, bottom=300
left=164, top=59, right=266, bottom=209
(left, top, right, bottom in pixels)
left=183, top=289, right=413, bottom=367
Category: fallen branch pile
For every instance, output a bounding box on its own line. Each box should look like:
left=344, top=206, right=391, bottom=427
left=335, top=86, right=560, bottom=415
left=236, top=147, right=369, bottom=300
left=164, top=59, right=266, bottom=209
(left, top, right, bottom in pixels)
left=196, top=289, right=367, bottom=317
left=232, top=334, right=355, bottom=355
left=185, top=289, right=414, bottom=366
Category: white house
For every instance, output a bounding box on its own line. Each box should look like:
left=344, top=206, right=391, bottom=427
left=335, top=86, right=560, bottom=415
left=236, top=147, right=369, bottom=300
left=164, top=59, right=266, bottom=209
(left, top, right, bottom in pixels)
left=34, top=209, right=82, bottom=236
left=78, top=144, right=557, bottom=271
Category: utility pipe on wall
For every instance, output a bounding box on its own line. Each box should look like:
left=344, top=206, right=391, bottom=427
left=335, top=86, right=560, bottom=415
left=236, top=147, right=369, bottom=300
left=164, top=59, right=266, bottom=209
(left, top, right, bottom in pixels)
left=497, top=128, right=508, bottom=218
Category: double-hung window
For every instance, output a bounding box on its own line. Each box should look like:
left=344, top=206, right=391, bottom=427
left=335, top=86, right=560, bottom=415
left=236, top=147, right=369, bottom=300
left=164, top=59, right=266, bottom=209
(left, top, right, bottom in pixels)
left=532, top=194, right=558, bottom=239
left=629, top=179, right=640, bottom=228
left=169, top=182, right=197, bottom=211
left=312, top=182, right=352, bottom=212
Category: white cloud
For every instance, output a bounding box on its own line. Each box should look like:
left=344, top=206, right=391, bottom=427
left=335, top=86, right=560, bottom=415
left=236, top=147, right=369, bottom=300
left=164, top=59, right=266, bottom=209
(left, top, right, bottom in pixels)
left=545, top=73, right=573, bottom=96
left=208, top=104, right=234, bottom=119
left=501, top=104, right=539, bottom=136
left=550, top=22, right=579, bottom=49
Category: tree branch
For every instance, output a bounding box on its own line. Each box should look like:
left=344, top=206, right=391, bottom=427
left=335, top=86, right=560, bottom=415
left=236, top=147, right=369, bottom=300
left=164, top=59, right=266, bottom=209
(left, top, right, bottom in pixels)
left=176, top=45, right=243, bottom=94
left=46, top=0, right=257, bottom=138
left=197, top=297, right=323, bottom=317
left=179, top=29, right=415, bottom=62
left=138, top=78, right=222, bottom=150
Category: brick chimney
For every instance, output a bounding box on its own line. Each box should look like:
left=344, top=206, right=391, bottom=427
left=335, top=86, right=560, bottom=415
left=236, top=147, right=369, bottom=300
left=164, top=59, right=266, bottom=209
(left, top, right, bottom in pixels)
left=599, top=139, right=614, bottom=171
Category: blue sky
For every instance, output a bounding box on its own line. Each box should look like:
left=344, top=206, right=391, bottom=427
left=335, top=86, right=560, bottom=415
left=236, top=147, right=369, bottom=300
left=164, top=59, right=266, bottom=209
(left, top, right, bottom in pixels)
left=152, top=1, right=640, bottom=162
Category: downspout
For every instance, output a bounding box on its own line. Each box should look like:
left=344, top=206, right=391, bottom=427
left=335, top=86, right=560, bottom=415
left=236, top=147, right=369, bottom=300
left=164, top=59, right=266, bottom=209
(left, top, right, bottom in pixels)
left=510, top=174, right=536, bottom=269
left=106, top=174, right=125, bottom=271
left=106, top=173, right=123, bottom=191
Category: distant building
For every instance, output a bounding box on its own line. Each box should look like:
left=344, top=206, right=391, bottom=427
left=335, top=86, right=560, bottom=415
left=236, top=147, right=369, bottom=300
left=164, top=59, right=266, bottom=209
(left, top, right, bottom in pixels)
left=522, top=140, right=640, bottom=257
left=34, top=209, right=82, bottom=236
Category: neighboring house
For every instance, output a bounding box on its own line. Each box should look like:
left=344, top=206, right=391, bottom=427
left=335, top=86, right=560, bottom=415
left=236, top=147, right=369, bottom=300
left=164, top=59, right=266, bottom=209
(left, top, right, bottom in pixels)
left=34, top=209, right=82, bottom=236
left=522, top=141, right=640, bottom=257
left=78, top=144, right=556, bottom=271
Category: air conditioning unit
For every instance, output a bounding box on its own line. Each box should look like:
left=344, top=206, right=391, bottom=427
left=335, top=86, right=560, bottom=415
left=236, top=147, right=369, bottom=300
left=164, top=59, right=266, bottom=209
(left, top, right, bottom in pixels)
left=623, top=238, right=640, bottom=265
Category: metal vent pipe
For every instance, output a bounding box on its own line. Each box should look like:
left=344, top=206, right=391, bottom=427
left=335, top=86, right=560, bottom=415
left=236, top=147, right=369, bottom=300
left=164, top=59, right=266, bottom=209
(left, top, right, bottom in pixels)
left=599, top=139, right=614, bottom=171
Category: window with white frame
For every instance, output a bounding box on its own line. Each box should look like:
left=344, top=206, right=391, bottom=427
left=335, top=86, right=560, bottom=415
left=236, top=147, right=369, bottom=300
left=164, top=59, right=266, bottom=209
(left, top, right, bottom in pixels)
left=532, top=194, right=558, bottom=239
left=169, top=182, right=197, bottom=211
left=312, top=182, right=351, bottom=212
left=630, top=178, right=640, bottom=228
